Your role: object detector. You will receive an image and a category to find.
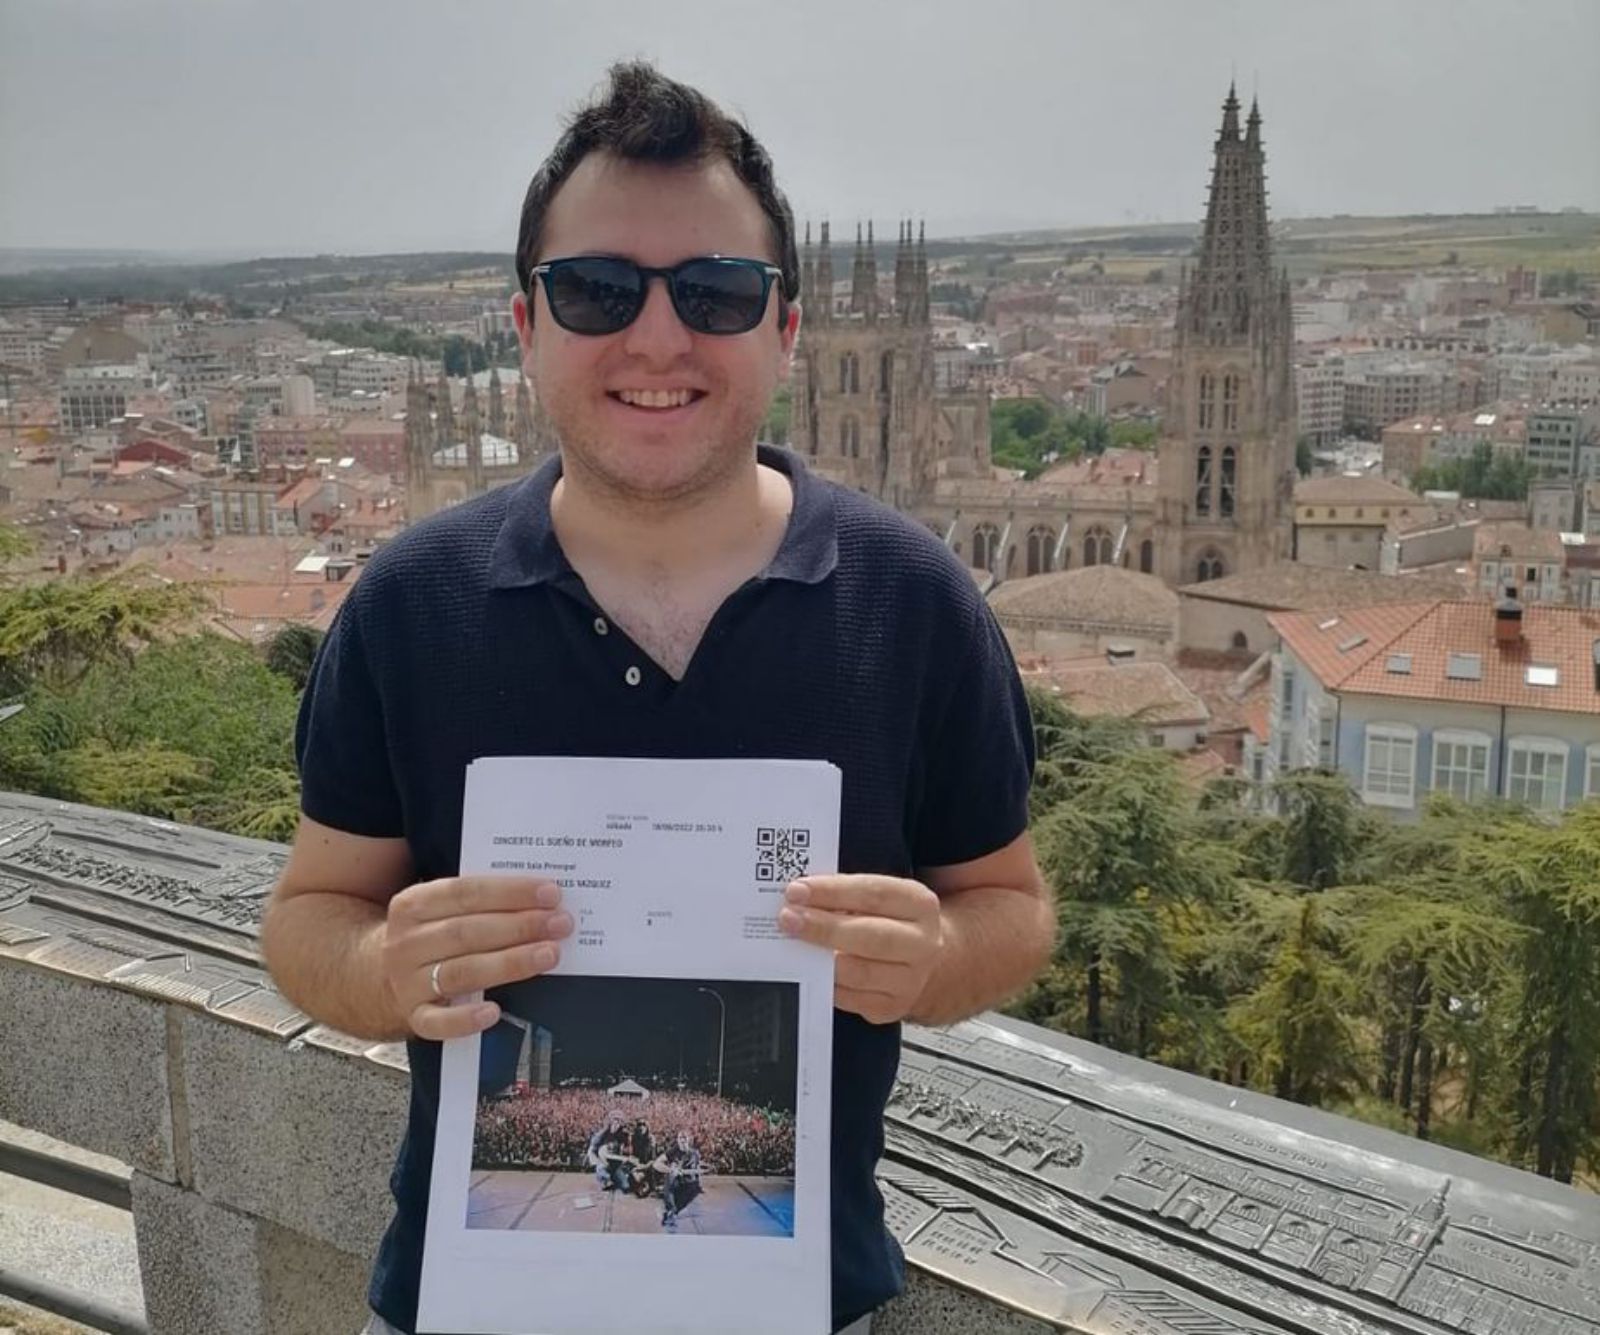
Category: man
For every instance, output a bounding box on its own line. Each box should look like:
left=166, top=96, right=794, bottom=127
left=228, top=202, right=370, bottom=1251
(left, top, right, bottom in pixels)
left=628, top=1118, right=657, bottom=1198
left=585, top=1110, right=630, bottom=1193
left=656, top=1129, right=703, bottom=1228
left=261, top=61, right=1052, bottom=1335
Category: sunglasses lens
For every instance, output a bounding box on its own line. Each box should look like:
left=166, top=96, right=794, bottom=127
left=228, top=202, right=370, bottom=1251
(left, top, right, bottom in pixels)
left=673, top=259, right=770, bottom=334
left=545, top=258, right=644, bottom=334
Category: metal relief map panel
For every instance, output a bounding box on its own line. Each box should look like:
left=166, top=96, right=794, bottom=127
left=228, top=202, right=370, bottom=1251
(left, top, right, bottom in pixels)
left=886, top=1017, right=1600, bottom=1334
left=0, top=793, right=307, bottom=1036
left=3, top=791, right=1598, bottom=1332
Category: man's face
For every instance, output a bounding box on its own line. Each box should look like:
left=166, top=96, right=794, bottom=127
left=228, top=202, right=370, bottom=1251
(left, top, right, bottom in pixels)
left=513, top=153, right=798, bottom=507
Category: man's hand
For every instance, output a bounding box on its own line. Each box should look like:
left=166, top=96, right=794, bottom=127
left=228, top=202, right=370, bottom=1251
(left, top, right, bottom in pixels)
left=777, top=875, right=942, bottom=1025
left=381, top=876, right=573, bottom=1041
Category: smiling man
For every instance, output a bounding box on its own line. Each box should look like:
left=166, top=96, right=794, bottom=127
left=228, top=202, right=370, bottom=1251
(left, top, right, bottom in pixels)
left=261, top=62, right=1053, bottom=1335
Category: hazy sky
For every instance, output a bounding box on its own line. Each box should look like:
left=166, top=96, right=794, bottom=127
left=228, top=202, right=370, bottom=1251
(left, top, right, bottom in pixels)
left=1, top=0, right=1596, bottom=257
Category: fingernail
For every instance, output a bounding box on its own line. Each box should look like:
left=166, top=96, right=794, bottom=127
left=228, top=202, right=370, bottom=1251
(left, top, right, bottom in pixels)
left=474, top=1004, right=499, bottom=1028
left=534, top=944, right=558, bottom=970
left=548, top=911, right=574, bottom=937
left=785, top=881, right=810, bottom=905
left=778, top=906, right=803, bottom=934
left=535, top=883, right=561, bottom=908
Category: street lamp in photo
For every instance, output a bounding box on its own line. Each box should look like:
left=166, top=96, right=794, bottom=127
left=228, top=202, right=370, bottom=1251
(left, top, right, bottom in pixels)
left=697, top=986, right=726, bottom=1098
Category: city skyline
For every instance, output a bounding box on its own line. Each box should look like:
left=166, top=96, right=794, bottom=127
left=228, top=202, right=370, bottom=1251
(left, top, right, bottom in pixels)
left=1, top=0, right=1597, bottom=257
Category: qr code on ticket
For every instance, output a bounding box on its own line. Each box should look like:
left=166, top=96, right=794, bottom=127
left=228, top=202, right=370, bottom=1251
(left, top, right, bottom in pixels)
left=755, top=826, right=811, bottom=883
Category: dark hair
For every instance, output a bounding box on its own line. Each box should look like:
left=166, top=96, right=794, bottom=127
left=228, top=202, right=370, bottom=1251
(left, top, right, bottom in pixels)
left=514, top=62, right=798, bottom=311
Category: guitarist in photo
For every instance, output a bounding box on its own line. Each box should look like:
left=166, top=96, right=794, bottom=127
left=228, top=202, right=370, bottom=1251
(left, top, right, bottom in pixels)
left=586, top=1110, right=632, bottom=1193
left=628, top=1118, right=658, bottom=1198
left=657, top=1129, right=704, bottom=1227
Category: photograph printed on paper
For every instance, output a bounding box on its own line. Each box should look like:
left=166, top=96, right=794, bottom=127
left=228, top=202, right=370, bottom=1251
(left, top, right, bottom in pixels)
left=468, top=975, right=799, bottom=1238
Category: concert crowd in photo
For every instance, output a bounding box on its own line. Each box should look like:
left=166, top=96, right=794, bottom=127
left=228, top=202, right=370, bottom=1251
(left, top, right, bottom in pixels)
left=474, top=1084, right=796, bottom=1176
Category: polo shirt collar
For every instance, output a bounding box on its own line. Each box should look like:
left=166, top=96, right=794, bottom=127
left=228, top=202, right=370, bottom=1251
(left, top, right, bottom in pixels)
left=487, top=444, right=838, bottom=590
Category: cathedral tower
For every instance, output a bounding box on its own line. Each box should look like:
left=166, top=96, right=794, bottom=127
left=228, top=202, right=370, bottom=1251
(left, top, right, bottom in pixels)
left=789, top=217, right=971, bottom=508
left=487, top=364, right=505, bottom=439
left=1156, top=87, right=1296, bottom=587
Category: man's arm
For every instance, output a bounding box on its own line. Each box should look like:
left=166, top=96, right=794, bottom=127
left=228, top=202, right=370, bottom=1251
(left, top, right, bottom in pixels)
left=260, top=815, right=415, bottom=1040
left=261, top=814, right=571, bottom=1042
left=913, top=830, right=1054, bottom=1026
left=778, top=830, right=1054, bottom=1028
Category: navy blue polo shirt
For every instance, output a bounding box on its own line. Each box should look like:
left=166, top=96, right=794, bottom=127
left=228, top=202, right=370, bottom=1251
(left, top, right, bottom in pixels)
left=294, top=444, right=1034, bottom=1334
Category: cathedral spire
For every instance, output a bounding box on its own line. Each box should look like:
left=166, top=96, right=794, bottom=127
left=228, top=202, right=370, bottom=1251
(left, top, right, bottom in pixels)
left=1186, top=86, right=1273, bottom=342
left=914, top=220, right=929, bottom=325
left=815, top=220, right=833, bottom=325
left=1220, top=81, right=1241, bottom=141
left=461, top=365, right=483, bottom=496
left=1245, top=94, right=1262, bottom=150
left=861, top=220, right=879, bottom=322
left=894, top=219, right=911, bottom=322
left=850, top=222, right=868, bottom=316
left=487, top=363, right=505, bottom=438
left=513, top=372, right=536, bottom=463
left=433, top=362, right=454, bottom=449
left=801, top=220, right=814, bottom=311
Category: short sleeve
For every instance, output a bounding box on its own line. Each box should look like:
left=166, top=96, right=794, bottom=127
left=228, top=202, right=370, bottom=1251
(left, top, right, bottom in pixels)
left=912, top=599, right=1035, bottom=868
left=294, top=591, right=405, bottom=838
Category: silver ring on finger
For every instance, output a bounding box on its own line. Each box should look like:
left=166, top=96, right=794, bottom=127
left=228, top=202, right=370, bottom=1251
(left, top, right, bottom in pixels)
left=429, top=961, right=446, bottom=1000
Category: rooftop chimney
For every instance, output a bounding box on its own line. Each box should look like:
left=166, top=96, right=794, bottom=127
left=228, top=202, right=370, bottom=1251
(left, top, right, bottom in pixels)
left=1493, top=585, right=1523, bottom=648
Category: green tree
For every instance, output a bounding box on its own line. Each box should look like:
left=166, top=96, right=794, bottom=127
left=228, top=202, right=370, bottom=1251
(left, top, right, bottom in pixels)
left=1029, top=712, right=1234, bottom=1053
left=1229, top=897, right=1361, bottom=1106
left=1470, top=806, right=1600, bottom=1182
left=1108, top=419, right=1158, bottom=450
left=0, top=574, right=207, bottom=693
left=264, top=624, right=325, bottom=692
left=0, top=633, right=302, bottom=842
left=1337, top=875, right=1516, bottom=1140
left=1273, top=770, right=1371, bottom=891
left=1296, top=436, right=1314, bottom=477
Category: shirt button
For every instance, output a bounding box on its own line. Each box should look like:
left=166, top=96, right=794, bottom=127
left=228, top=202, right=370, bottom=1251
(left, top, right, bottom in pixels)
left=593, top=616, right=609, bottom=636
left=624, top=665, right=642, bottom=687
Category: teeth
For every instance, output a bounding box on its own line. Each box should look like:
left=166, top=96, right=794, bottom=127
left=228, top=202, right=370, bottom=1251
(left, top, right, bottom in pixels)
left=617, top=388, right=695, bottom=409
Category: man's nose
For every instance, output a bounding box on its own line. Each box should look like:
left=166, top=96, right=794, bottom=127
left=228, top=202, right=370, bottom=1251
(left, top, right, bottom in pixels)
left=621, top=274, right=694, bottom=359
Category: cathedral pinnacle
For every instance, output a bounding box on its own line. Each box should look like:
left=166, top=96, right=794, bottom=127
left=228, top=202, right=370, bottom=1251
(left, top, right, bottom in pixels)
left=1220, top=81, right=1241, bottom=141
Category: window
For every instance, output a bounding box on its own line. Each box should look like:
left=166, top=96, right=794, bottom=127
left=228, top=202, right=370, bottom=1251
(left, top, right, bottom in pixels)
left=1220, top=446, right=1237, bottom=518
left=1195, top=446, right=1213, bottom=516
left=1432, top=730, right=1491, bottom=801
left=1196, top=550, right=1224, bottom=582
left=1588, top=745, right=1600, bottom=799
left=1197, top=373, right=1214, bottom=431
left=1363, top=723, right=1417, bottom=808
left=1025, top=525, right=1054, bottom=576
left=1222, top=373, right=1239, bottom=430
left=1139, top=538, right=1154, bottom=573
left=1318, top=713, right=1336, bottom=769
left=970, top=523, right=1000, bottom=572
left=1083, top=527, right=1113, bottom=567
left=1506, top=738, right=1568, bottom=811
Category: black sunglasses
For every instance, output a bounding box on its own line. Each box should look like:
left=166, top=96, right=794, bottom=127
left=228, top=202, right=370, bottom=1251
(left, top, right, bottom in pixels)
left=527, top=255, right=786, bottom=336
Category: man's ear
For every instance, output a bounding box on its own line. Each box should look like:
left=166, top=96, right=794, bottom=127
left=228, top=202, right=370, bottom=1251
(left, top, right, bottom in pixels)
left=512, top=291, right=537, bottom=375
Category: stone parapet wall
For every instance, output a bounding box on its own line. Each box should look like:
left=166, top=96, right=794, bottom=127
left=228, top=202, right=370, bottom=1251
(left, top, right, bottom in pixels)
left=4, top=792, right=1598, bottom=1335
